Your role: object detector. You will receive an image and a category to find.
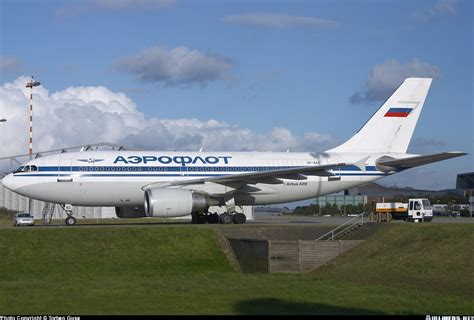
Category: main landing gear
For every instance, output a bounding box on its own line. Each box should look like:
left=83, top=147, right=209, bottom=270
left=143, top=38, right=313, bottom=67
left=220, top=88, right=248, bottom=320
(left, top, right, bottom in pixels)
left=192, top=211, right=247, bottom=224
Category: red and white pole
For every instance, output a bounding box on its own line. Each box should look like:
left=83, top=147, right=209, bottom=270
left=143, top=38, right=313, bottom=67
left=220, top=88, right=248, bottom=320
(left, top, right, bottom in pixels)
left=29, top=90, right=33, bottom=158
left=26, top=77, right=40, bottom=159
left=25, top=77, right=41, bottom=215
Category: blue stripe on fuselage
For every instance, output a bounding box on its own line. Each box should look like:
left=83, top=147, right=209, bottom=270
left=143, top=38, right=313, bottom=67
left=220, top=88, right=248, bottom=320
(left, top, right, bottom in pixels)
left=13, top=165, right=387, bottom=178
left=33, top=165, right=379, bottom=172
left=16, top=172, right=388, bottom=178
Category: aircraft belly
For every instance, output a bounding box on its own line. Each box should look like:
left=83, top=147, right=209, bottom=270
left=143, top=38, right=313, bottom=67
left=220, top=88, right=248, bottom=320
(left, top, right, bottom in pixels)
left=17, top=181, right=144, bottom=206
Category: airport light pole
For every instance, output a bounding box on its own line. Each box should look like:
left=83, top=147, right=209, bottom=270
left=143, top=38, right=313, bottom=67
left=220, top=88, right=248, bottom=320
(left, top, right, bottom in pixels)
left=25, top=78, right=41, bottom=217
left=26, top=77, right=41, bottom=159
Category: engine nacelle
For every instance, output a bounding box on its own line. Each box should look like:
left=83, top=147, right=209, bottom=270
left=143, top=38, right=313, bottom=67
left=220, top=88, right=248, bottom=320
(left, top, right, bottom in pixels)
left=115, top=206, right=147, bottom=218
left=144, top=188, right=208, bottom=217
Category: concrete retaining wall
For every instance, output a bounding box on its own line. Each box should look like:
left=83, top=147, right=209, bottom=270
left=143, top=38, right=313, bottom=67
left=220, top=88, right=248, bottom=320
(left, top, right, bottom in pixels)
left=269, top=240, right=363, bottom=273
left=227, top=238, right=363, bottom=273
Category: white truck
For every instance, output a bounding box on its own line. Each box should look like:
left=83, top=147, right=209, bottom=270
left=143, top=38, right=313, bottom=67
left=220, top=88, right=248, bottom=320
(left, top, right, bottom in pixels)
left=375, top=198, right=433, bottom=222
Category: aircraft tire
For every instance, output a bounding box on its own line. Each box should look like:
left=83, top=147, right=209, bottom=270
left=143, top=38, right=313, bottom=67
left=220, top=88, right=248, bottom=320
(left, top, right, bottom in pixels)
left=65, top=216, right=76, bottom=226
left=219, top=213, right=233, bottom=224
left=209, top=213, right=219, bottom=224
left=197, top=214, right=208, bottom=224
left=233, top=213, right=246, bottom=224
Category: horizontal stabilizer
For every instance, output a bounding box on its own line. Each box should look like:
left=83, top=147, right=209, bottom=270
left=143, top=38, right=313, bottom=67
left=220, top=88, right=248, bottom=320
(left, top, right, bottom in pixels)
left=377, top=152, right=467, bottom=171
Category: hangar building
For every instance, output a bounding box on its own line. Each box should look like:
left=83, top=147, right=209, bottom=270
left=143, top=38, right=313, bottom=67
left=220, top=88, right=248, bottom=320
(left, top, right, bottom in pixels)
left=456, top=172, right=474, bottom=218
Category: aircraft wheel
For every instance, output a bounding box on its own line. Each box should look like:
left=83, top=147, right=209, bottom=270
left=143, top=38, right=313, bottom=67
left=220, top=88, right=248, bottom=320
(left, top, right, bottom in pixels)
left=219, top=213, right=233, bottom=224
left=65, top=216, right=76, bottom=226
left=197, top=214, right=208, bottom=224
left=233, top=213, right=246, bottom=224
left=209, top=213, right=219, bottom=224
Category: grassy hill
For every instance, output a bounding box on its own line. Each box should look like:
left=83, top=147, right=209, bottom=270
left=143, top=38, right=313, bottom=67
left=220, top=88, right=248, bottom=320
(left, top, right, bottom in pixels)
left=0, top=224, right=472, bottom=314
left=317, top=223, right=474, bottom=299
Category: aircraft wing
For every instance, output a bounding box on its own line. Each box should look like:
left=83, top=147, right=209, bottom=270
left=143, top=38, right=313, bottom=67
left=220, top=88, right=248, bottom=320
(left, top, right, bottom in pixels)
left=142, top=162, right=351, bottom=190
left=377, top=151, right=467, bottom=170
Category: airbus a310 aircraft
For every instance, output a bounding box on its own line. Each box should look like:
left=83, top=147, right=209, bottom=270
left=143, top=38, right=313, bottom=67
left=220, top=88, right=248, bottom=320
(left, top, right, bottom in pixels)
left=1, top=78, right=466, bottom=225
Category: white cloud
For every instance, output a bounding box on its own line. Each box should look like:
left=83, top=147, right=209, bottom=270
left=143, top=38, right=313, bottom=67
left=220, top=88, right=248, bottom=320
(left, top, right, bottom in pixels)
left=224, top=13, right=337, bottom=29
left=0, top=76, right=145, bottom=157
left=0, top=76, right=337, bottom=164
left=413, top=0, right=457, bottom=21
left=0, top=55, right=22, bottom=73
left=350, top=59, right=441, bottom=104
left=122, top=122, right=336, bottom=152
left=114, top=46, right=234, bottom=86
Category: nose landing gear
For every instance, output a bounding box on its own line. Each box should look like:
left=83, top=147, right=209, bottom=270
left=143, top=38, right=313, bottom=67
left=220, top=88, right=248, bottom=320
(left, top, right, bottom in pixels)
left=61, top=204, right=76, bottom=226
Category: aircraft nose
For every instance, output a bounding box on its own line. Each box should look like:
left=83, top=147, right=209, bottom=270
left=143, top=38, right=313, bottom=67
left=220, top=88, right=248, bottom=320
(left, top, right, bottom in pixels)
left=1, top=173, right=15, bottom=191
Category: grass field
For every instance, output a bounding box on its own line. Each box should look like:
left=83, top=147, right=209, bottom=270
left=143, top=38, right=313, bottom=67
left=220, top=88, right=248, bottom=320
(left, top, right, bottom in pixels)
left=0, top=224, right=473, bottom=315
left=318, top=224, right=474, bottom=299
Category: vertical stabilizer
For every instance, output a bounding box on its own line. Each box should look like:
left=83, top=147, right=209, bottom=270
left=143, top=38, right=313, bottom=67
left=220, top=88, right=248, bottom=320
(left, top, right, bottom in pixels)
left=327, top=78, right=432, bottom=154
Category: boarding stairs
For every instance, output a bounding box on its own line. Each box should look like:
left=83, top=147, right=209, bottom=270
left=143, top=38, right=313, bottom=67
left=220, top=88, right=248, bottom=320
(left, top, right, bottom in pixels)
left=42, top=202, right=56, bottom=226
left=315, top=211, right=369, bottom=241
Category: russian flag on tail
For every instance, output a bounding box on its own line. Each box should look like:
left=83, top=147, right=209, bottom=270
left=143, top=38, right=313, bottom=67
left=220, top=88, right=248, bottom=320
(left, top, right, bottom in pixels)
left=384, top=107, right=413, bottom=117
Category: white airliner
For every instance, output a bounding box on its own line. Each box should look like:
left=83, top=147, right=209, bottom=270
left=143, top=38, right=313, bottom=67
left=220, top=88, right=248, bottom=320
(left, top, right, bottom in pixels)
left=1, top=78, right=466, bottom=225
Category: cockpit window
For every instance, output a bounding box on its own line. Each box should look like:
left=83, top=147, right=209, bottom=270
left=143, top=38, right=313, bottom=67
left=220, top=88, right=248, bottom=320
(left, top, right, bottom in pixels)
left=14, top=166, right=25, bottom=173
left=13, top=165, right=38, bottom=173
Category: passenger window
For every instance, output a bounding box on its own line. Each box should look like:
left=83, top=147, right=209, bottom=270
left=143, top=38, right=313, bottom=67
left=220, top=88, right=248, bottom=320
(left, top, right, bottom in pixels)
left=414, top=202, right=421, bottom=210
left=409, top=201, right=413, bottom=210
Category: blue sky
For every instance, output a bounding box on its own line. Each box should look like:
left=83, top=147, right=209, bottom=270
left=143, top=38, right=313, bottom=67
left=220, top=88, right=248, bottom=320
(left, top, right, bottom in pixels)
left=0, top=0, right=472, bottom=190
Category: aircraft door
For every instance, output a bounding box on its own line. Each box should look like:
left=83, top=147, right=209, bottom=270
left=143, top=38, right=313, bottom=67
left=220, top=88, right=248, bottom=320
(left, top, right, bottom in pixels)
left=58, top=159, right=73, bottom=182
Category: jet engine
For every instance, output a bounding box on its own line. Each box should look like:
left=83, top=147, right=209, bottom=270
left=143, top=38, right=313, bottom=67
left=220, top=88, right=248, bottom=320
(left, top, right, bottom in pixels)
left=115, top=206, right=147, bottom=218
left=144, top=188, right=208, bottom=217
